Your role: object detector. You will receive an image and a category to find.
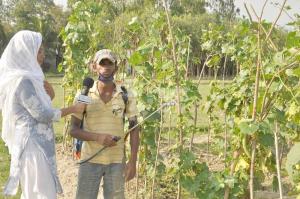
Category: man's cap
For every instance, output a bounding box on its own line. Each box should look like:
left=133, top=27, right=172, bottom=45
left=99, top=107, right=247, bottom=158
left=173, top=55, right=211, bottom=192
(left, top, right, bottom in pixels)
left=93, top=49, right=117, bottom=64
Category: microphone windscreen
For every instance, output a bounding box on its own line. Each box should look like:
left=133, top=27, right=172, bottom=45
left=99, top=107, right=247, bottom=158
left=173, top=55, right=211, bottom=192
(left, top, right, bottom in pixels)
left=83, top=77, right=94, bottom=88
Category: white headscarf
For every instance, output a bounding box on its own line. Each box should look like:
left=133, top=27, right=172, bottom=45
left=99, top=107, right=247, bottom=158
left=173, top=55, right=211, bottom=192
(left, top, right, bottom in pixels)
left=0, top=30, right=51, bottom=153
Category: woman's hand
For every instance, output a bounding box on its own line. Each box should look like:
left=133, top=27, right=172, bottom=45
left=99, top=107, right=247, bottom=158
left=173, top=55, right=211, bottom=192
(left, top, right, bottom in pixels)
left=44, top=80, right=55, bottom=100
left=73, top=102, right=86, bottom=114
left=60, top=103, right=86, bottom=118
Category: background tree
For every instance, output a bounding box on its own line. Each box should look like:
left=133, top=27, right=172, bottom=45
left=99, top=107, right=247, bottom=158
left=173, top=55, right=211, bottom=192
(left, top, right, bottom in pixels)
left=0, top=0, right=68, bottom=71
left=208, top=0, right=240, bottom=22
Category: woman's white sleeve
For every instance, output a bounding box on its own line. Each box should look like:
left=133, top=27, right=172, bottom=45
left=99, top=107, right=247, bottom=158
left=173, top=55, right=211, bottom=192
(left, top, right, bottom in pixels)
left=52, top=109, right=61, bottom=122
left=18, top=79, right=55, bottom=123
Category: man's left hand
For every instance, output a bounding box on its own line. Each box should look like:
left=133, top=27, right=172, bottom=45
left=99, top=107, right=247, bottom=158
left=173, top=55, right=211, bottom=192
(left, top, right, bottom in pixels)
left=125, top=160, right=136, bottom=182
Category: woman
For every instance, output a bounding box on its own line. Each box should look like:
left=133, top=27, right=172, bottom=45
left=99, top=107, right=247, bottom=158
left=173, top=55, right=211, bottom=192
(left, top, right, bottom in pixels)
left=0, top=30, right=85, bottom=198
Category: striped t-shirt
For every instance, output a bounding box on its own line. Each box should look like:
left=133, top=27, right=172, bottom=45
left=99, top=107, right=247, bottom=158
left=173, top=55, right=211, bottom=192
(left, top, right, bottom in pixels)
left=72, top=81, right=138, bottom=164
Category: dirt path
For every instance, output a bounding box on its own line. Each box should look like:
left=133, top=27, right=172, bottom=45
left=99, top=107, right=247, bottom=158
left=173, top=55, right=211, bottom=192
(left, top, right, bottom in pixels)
left=56, top=143, right=79, bottom=199
left=55, top=144, right=135, bottom=199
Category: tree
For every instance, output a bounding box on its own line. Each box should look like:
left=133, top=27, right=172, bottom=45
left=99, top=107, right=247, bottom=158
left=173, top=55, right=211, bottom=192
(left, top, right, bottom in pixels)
left=170, top=0, right=206, bottom=15
left=4, top=0, right=69, bottom=70
left=0, top=23, right=7, bottom=53
left=208, top=0, right=240, bottom=22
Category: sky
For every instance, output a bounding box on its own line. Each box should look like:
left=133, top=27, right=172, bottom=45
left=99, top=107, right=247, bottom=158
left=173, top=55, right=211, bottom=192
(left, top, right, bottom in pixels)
left=54, top=0, right=300, bottom=27
left=53, top=0, right=67, bottom=8
left=235, top=0, right=300, bottom=27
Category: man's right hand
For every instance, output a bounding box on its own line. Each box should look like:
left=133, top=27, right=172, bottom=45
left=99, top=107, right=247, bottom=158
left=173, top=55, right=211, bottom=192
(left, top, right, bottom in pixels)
left=96, top=134, right=117, bottom=147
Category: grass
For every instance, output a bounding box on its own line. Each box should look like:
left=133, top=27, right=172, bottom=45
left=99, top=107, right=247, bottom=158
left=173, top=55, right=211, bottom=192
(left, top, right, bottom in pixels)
left=47, top=76, right=66, bottom=135
left=0, top=139, right=21, bottom=199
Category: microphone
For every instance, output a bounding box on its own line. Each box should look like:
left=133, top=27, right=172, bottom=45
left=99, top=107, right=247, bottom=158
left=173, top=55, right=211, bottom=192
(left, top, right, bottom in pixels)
left=77, top=77, right=94, bottom=104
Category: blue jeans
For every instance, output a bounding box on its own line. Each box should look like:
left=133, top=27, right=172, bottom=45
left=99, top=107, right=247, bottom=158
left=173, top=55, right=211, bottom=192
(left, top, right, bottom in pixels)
left=76, top=162, right=125, bottom=199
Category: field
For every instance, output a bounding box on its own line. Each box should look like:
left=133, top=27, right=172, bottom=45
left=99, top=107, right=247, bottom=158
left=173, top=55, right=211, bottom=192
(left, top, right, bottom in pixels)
left=0, top=76, right=213, bottom=198
left=0, top=76, right=297, bottom=198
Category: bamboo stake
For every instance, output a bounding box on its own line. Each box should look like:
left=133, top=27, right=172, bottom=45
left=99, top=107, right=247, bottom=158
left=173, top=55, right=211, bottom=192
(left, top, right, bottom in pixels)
left=135, top=128, right=141, bottom=199
left=249, top=1, right=264, bottom=197
left=151, top=98, right=164, bottom=199
left=189, top=103, right=198, bottom=151
left=185, top=37, right=191, bottom=79
left=274, top=121, right=283, bottom=199
left=222, top=55, right=228, bottom=83
left=266, top=0, right=288, bottom=40
left=222, top=54, right=228, bottom=164
left=248, top=5, right=278, bottom=51
left=207, top=114, right=211, bottom=162
left=162, top=1, right=183, bottom=198
left=244, top=3, right=278, bottom=51
left=161, top=0, right=183, bottom=145
left=224, top=149, right=242, bottom=199
left=224, top=112, right=228, bottom=167
left=168, top=109, right=172, bottom=148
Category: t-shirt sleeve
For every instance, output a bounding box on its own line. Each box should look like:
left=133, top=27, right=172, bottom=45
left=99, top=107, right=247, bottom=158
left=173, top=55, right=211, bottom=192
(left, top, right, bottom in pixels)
left=125, top=90, right=139, bottom=119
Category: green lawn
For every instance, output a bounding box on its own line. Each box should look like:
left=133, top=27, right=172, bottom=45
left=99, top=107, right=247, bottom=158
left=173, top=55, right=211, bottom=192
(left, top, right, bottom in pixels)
left=0, top=139, right=20, bottom=198
left=47, top=76, right=66, bottom=136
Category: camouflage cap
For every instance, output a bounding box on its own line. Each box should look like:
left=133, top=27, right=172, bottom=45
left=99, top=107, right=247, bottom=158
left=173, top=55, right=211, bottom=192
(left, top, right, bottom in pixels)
left=93, top=49, right=117, bottom=64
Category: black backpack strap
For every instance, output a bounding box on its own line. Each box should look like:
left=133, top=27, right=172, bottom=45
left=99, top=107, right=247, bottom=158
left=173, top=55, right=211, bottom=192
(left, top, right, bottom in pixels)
left=120, top=86, right=128, bottom=112
left=120, top=86, right=128, bottom=103
left=79, top=111, right=86, bottom=129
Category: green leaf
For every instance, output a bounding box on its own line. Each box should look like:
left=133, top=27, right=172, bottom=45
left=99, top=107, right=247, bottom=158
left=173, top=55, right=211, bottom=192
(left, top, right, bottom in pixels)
left=286, top=69, right=294, bottom=76
left=273, top=52, right=285, bottom=65
left=287, top=102, right=300, bottom=117
left=269, top=109, right=285, bottom=122
left=224, top=177, right=235, bottom=188
left=258, top=133, right=274, bottom=148
left=238, top=120, right=259, bottom=135
left=285, top=67, right=300, bottom=78
left=286, top=143, right=300, bottom=183
left=286, top=31, right=300, bottom=48
left=207, top=55, right=220, bottom=68
left=129, top=52, right=144, bottom=65
left=221, top=44, right=235, bottom=54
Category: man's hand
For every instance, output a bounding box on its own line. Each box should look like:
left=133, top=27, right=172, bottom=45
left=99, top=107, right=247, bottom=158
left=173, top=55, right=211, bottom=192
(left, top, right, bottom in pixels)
left=44, top=80, right=55, bottom=100
left=96, top=134, right=117, bottom=147
left=125, top=160, right=137, bottom=182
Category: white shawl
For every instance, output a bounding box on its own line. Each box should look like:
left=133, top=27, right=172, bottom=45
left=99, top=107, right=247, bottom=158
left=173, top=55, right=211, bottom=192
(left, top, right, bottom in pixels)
left=0, top=30, right=52, bottom=154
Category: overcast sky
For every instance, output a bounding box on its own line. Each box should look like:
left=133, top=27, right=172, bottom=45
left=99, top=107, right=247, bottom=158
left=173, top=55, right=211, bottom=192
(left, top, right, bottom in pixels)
left=54, top=0, right=300, bottom=27
left=235, top=0, right=300, bottom=27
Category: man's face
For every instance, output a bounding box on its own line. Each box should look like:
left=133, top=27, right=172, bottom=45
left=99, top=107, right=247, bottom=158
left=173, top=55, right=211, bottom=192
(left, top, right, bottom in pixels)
left=97, top=59, right=116, bottom=76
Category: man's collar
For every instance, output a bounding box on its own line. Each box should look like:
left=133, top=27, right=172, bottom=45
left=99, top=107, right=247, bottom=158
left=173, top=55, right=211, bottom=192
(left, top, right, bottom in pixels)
left=90, top=80, right=123, bottom=95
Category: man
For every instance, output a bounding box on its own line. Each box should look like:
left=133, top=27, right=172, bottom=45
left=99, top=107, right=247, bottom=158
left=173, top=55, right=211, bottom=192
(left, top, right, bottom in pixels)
left=70, top=49, right=139, bottom=199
